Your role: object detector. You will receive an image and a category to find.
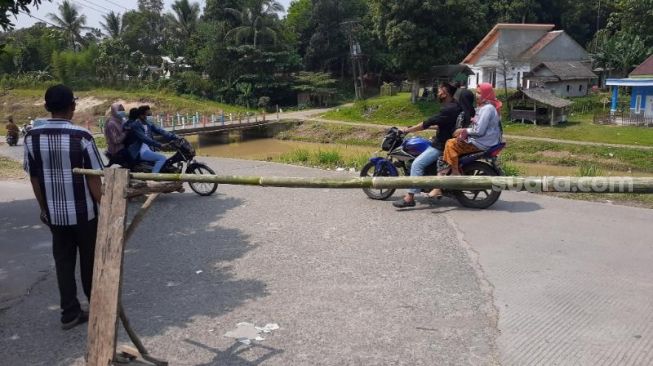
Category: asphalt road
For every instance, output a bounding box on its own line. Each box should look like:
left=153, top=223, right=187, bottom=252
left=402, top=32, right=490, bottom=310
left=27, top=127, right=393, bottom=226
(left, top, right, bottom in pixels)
left=0, top=148, right=652, bottom=365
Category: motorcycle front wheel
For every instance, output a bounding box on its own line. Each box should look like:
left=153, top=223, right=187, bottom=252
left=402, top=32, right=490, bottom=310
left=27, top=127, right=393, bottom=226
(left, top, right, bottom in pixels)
left=360, top=162, right=396, bottom=200
left=187, top=163, right=218, bottom=196
left=453, top=162, right=502, bottom=209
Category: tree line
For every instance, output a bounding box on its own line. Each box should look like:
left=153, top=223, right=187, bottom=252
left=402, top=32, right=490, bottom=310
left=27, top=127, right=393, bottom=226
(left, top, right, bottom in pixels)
left=0, top=0, right=651, bottom=107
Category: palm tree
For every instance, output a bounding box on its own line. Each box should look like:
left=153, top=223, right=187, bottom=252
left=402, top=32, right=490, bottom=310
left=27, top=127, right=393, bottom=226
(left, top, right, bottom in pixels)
left=225, top=0, right=284, bottom=47
left=168, top=0, right=201, bottom=40
left=48, top=0, right=90, bottom=50
left=100, top=11, right=124, bottom=39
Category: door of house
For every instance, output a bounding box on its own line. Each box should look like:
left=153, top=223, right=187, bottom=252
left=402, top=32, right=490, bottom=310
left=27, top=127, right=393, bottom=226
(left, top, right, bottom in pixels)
left=646, top=96, right=653, bottom=118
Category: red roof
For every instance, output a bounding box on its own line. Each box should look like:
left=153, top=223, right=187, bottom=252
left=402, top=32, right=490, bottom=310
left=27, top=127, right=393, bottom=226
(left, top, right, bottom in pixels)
left=520, top=31, right=563, bottom=60
left=630, top=55, right=653, bottom=77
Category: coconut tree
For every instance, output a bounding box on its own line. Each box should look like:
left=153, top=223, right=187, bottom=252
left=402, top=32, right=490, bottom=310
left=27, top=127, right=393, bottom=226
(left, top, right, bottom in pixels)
left=225, top=0, right=284, bottom=47
left=100, top=11, right=124, bottom=39
left=48, top=0, right=90, bottom=50
left=168, top=0, right=201, bottom=40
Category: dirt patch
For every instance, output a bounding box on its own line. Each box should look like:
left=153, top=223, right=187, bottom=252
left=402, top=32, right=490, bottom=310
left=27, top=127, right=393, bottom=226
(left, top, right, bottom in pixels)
left=539, top=150, right=573, bottom=158
left=113, top=99, right=157, bottom=112
left=75, top=97, right=107, bottom=112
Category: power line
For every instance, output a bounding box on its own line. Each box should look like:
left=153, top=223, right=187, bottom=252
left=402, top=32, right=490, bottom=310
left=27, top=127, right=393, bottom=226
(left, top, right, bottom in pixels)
left=18, top=10, right=61, bottom=29
left=100, top=0, right=129, bottom=11
left=69, top=0, right=107, bottom=15
left=79, top=0, right=113, bottom=13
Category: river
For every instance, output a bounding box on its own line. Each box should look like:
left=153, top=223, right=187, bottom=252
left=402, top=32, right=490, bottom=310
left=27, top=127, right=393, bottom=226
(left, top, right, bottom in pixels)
left=187, top=136, right=643, bottom=177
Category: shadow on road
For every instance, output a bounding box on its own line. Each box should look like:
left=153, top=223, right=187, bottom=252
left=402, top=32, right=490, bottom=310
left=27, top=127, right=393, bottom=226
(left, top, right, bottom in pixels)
left=390, top=196, right=543, bottom=214
left=120, top=192, right=268, bottom=338
left=184, top=338, right=284, bottom=366
left=0, top=197, right=51, bottom=308
left=0, top=191, right=267, bottom=366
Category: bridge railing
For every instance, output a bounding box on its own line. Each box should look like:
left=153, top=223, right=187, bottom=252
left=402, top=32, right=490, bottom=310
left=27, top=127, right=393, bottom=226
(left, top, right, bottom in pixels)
left=97, top=108, right=282, bottom=133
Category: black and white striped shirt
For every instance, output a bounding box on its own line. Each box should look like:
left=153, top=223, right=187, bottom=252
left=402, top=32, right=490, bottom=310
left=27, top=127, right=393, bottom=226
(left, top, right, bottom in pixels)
left=23, top=119, right=104, bottom=226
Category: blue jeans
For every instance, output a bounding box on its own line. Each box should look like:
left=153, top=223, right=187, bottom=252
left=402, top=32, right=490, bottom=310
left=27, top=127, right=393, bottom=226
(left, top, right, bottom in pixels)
left=409, top=146, right=442, bottom=194
left=140, top=149, right=167, bottom=173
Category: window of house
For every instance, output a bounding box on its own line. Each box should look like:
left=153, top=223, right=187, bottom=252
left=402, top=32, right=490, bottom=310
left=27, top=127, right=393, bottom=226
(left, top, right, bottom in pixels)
left=635, top=95, right=642, bottom=114
left=579, top=85, right=583, bottom=92
left=566, top=85, right=571, bottom=93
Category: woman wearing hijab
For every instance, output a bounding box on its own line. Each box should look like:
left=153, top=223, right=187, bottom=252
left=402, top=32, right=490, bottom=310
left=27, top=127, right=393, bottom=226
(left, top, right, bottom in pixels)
left=103, top=102, right=129, bottom=165
left=442, top=83, right=503, bottom=176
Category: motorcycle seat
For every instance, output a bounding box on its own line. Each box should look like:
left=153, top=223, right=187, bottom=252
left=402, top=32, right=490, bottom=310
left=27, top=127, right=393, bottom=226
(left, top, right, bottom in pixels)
left=459, top=142, right=506, bottom=165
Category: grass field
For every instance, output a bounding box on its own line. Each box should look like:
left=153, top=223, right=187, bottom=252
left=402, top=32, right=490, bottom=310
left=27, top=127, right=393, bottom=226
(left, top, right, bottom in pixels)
left=322, top=92, right=653, bottom=147
left=322, top=93, right=440, bottom=126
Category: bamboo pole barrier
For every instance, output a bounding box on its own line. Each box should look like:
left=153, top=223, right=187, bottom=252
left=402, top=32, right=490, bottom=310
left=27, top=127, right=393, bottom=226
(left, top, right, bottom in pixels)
left=73, top=169, right=653, bottom=194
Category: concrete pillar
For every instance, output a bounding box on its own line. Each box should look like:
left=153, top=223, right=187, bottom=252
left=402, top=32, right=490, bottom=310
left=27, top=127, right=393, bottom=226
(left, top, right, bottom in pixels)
left=611, top=86, right=619, bottom=113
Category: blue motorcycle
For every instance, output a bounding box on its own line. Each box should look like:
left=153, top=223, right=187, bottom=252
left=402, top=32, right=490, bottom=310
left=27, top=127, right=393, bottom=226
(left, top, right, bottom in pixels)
left=360, top=127, right=506, bottom=209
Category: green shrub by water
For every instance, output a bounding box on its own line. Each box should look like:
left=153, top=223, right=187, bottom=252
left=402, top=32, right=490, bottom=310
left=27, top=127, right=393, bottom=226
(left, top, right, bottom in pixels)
left=501, top=163, right=522, bottom=176
left=315, top=150, right=343, bottom=166
left=578, top=164, right=604, bottom=177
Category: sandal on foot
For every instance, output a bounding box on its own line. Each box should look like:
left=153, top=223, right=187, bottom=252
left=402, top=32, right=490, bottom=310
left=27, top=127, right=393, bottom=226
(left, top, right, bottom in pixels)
left=393, top=200, right=416, bottom=208
left=428, top=189, right=443, bottom=199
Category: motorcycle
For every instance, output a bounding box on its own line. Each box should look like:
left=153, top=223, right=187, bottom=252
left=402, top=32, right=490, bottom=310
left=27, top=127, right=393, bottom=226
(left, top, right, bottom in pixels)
left=6, top=134, right=18, bottom=146
left=360, top=127, right=506, bottom=209
left=20, top=124, right=32, bottom=138
left=106, top=137, right=218, bottom=197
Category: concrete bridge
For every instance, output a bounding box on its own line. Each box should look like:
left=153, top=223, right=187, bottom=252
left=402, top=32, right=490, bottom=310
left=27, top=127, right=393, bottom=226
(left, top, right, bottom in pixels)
left=161, top=118, right=301, bottom=145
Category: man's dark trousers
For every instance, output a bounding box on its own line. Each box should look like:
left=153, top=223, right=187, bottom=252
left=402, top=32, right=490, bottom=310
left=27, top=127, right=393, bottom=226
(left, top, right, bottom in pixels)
left=50, top=218, right=98, bottom=323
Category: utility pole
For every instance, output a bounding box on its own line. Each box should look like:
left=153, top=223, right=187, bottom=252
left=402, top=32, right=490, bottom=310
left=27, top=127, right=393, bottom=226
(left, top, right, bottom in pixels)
left=596, top=0, right=602, bottom=33
left=342, top=20, right=365, bottom=100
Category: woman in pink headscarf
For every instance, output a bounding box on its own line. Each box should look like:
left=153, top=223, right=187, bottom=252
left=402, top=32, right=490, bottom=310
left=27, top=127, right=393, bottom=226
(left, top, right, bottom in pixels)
left=441, top=83, right=503, bottom=176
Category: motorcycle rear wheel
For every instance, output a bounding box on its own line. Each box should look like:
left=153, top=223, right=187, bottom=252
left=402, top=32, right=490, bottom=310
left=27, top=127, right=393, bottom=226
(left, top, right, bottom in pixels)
left=187, top=163, right=218, bottom=196
left=360, top=162, right=396, bottom=200
left=453, top=162, right=501, bottom=209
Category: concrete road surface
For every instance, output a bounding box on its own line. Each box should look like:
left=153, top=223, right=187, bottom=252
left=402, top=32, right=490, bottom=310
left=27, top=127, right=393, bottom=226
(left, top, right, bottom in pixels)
left=0, top=153, right=651, bottom=365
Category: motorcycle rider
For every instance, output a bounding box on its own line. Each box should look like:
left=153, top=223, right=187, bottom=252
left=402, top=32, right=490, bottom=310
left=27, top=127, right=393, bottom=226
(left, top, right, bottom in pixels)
left=443, top=82, right=503, bottom=176
left=103, top=103, right=129, bottom=166
left=392, top=82, right=461, bottom=208
left=5, top=116, right=19, bottom=145
left=124, top=106, right=177, bottom=173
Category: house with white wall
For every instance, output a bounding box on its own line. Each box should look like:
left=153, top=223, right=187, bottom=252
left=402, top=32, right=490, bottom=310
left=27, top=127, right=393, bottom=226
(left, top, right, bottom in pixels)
left=463, top=24, right=591, bottom=90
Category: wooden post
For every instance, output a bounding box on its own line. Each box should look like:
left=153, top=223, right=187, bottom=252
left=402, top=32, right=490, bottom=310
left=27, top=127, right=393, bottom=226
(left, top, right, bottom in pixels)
left=86, top=168, right=130, bottom=366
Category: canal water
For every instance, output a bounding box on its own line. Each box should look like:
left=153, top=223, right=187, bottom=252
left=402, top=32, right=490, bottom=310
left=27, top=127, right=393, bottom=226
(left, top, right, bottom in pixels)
left=187, top=135, right=378, bottom=161
left=186, top=135, right=642, bottom=177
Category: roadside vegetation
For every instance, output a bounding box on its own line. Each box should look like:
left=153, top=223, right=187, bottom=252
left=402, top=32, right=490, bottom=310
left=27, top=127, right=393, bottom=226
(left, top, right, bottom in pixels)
left=0, top=155, right=24, bottom=179
left=0, top=88, right=249, bottom=135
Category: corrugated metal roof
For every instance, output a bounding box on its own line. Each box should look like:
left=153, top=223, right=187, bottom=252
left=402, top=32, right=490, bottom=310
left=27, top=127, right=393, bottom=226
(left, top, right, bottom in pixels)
left=519, top=31, right=563, bottom=60
left=630, top=55, right=653, bottom=77
left=462, top=23, right=555, bottom=64
left=510, top=88, right=573, bottom=108
left=527, top=62, right=597, bottom=81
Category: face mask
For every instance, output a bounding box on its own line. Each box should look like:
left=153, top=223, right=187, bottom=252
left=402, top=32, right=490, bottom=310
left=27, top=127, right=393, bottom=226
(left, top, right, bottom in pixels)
left=117, top=111, right=127, bottom=120
left=146, top=116, right=155, bottom=123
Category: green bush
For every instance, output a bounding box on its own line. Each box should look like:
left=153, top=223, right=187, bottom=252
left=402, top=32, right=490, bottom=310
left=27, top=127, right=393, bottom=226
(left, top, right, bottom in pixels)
left=314, top=149, right=342, bottom=166
left=501, top=163, right=522, bottom=176
left=169, top=71, right=214, bottom=98
left=578, top=163, right=604, bottom=177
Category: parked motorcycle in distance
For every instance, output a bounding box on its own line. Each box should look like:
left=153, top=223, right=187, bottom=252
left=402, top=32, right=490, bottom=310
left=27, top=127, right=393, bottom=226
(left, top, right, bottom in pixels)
left=5, top=134, right=18, bottom=146
left=360, top=127, right=506, bottom=209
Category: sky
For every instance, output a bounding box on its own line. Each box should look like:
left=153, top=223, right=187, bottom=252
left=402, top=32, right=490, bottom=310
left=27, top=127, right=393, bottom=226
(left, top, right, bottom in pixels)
left=13, top=0, right=293, bottom=29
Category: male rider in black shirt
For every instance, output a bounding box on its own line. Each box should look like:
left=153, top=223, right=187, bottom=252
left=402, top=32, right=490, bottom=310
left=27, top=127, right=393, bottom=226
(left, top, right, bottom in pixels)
left=393, top=82, right=462, bottom=208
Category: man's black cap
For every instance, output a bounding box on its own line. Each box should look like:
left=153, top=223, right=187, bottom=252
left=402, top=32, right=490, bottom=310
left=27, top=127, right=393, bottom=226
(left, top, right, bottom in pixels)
left=44, top=84, right=77, bottom=112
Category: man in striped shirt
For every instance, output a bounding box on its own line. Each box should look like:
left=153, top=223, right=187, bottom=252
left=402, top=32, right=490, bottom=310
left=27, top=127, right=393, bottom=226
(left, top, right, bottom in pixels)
left=23, top=85, right=104, bottom=330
